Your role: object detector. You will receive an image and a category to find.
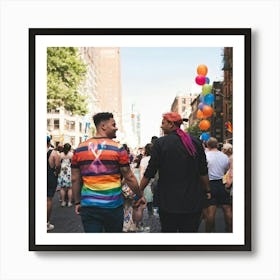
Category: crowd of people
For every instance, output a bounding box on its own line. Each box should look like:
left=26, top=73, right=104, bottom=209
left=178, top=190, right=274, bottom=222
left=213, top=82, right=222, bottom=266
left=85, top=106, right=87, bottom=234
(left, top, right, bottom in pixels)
left=47, top=111, right=233, bottom=233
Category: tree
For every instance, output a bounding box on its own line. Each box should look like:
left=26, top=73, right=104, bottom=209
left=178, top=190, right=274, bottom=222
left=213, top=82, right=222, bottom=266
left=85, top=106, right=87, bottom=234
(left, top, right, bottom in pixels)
left=47, top=47, right=88, bottom=115
left=186, top=122, right=202, bottom=138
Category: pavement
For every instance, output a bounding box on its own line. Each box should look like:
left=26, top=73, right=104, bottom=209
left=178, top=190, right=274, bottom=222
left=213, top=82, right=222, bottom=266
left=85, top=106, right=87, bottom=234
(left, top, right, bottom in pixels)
left=49, top=191, right=226, bottom=233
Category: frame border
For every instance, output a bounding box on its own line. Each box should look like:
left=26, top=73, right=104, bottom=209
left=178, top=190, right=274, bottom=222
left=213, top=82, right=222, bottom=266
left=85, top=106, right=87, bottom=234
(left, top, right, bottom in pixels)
left=29, top=28, right=251, bottom=251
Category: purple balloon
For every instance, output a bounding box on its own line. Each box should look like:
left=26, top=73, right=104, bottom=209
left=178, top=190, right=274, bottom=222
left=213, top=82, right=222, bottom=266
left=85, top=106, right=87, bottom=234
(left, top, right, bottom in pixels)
left=199, top=94, right=205, bottom=102
left=198, top=102, right=204, bottom=111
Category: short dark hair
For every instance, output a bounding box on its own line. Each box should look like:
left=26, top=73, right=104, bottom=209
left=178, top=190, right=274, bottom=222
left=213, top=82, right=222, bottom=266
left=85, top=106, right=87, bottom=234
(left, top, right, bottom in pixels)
left=144, top=143, right=153, bottom=156
left=93, top=112, right=114, bottom=127
left=151, top=136, right=158, bottom=144
left=63, top=143, right=72, bottom=155
left=207, top=137, right=218, bottom=149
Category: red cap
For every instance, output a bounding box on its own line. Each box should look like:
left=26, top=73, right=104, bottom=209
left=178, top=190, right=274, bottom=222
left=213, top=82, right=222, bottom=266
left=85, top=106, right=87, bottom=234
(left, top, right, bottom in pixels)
left=163, top=112, right=183, bottom=125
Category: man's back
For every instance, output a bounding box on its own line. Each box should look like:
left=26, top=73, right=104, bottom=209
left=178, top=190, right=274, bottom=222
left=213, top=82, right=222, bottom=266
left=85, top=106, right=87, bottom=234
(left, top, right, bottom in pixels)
left=144, top=131, right=208, bottom=213
left=71, top=137, right=129, bottom=208
left=206, top=150, right=229, bottom=180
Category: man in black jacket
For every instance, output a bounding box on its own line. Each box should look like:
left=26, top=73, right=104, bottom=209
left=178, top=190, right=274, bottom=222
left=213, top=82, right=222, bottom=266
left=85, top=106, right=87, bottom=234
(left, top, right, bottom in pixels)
left=139, top=112, right=211, bottom=232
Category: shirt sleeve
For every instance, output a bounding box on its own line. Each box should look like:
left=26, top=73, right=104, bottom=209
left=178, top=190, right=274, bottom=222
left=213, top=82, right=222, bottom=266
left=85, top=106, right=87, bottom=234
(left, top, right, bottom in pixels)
left=118, top=145, right=130, bottom=167
left=71, top=149, right=79, bottom=169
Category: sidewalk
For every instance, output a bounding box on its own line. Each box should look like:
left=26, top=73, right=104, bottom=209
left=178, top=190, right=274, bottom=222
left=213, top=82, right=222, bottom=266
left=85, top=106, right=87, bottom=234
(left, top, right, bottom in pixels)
left=49, top=191, right=226, bottom=233
left=49, top=191, right=161, bottom=233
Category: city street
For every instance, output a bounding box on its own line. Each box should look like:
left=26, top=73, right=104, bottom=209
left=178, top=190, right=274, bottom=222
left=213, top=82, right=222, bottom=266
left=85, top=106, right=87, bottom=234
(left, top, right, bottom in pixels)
left=49, top=191, right=227, bottom=233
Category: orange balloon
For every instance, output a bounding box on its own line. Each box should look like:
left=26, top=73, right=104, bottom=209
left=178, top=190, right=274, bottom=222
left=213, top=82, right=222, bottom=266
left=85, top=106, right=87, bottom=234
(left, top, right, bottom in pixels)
left=202, top=105, right=214, bottom=118
left=199, top=120, right=211, bottom=131
left=196, top=109, right=204, bottom=119
left=197, top=64, right=208, bottom=76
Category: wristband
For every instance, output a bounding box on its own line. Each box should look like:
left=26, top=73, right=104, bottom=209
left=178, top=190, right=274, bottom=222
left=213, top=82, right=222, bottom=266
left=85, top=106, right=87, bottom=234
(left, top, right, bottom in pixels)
left=133, top=195, right=140, bottom=201
left=75, top=201, right=81, bottom=205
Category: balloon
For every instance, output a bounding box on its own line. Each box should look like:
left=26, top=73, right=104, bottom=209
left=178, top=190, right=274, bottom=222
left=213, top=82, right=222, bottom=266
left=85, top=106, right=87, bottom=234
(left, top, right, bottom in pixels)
left=202, top=105, right=214, bottom=118
left=202, top=84, right=212, bottom=95
left=195, top=75, right=206, bottom=86
left=199, top=94, right=205, bottom=103
left=197, top=64, right=208, bottom=76
left=198, top=102, right=204, bottom=111
left=201, top=132, right=210, bottom=141
left=205, top=77, right=210, bottom=84
left=199, top=120, right=211, bottom=131
left=196, top=109, right=204, bottom=119
left=204, top=93, right=215, bottom=105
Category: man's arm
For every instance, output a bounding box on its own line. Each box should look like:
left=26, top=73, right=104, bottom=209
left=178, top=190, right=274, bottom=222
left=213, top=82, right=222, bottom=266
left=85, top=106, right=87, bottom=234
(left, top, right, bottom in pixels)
left=71, top=168, right=82, bottom=214
left=50, top=151, right=61, bottom=176
left=200, top=174, right=211, bottom=199
left=120, top=166, right=142, bottom=198
left=139, top=176, right=150, bottom=193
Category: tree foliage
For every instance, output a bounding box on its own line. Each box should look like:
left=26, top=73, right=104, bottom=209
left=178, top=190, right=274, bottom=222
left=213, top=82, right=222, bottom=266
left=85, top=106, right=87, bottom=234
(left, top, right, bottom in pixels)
left=186, top=122, right=202, bottom=138
left=47, top=47, right=88, bottom=115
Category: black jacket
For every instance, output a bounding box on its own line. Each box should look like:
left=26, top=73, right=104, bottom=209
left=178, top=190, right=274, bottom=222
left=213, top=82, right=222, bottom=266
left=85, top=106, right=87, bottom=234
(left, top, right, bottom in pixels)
left=144, top=131, right=208, bottom=213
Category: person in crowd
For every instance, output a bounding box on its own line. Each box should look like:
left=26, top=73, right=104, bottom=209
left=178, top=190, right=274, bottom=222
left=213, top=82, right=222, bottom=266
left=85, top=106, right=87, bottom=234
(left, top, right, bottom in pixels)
left=56, top=142, right=64, bottom=153
left=71, top=112, right=144, bottom=233
left=122, top=143, right=154, bottom=233
left=55, top=142, right=64, bottom=198
left=222, top=143, right=233, bottom=201
left=150, top=136, right=160, bottom=215
left=205, top=137, right=232, bottom=232
left=47, top=136, right=61, bottom=231
left=132, top=147, right=143, bottom=183
left=151, top=136, right=158, bottom=145
left=140, top=143, right=154, bottom=217
left=139, top=112, right=211, bottom=233
left=122, top=181, right=147, bottom=232
left=123, top=143, right=134, bottom=164
left=57, top=143, right=74, bottom=207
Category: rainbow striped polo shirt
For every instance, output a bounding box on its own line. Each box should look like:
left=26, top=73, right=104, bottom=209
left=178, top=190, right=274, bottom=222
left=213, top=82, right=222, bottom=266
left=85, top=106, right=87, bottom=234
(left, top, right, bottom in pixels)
left=71, top=137, right=129, bottom=208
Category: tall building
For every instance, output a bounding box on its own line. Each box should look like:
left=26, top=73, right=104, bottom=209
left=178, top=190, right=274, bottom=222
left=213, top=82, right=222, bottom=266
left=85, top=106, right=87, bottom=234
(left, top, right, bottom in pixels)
left=188, top=48, right=232, bottom=144
left=47, top=107, right=84, bottom=147
left=222, top=47, right=233, bottom=142
left=91, top=47, right=124, bottom=133
left=171, top=94, right=198, bottom=129
left=211, top=81, right=224, bottom=143
left=47, top=47, right=124, bottom=147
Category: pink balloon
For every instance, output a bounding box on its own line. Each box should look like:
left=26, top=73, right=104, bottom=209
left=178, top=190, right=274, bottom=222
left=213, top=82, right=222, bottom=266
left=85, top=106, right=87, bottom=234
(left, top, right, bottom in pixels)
left=195, top=75, right=206, bottom=86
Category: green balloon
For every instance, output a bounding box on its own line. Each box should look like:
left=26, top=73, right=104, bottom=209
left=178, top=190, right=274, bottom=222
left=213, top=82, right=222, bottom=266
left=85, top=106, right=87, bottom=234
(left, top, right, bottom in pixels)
left=202, top=84, right=212, bottom=95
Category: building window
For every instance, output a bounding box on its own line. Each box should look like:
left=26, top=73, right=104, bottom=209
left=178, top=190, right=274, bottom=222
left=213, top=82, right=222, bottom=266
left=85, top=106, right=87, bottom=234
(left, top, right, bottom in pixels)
left=70, top=136, right=75, bottom=146
left=47, top=108, right=60, bottom=113
left=54, top=119, right=59, bottom=129
left=70, top=121, right=75, bottom=131
left=64, top=120, right=75, bottom=131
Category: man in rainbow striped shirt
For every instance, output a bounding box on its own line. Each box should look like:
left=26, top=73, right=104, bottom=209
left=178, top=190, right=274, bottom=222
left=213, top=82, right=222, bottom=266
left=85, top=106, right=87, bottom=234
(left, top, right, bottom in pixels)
left=71, top=112, right=144, bottom=232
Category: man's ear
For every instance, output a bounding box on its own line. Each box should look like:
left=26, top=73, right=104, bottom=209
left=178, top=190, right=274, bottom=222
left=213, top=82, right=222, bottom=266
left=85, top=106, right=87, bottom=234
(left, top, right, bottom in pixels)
left=100, top=122, right=106, bottom=131
left=100, top=120, right=109, bottom=131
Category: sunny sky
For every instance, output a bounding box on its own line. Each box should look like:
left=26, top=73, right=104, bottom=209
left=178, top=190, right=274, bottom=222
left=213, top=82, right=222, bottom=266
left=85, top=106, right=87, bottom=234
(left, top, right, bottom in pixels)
left=120, top=47, right=224, bottom=147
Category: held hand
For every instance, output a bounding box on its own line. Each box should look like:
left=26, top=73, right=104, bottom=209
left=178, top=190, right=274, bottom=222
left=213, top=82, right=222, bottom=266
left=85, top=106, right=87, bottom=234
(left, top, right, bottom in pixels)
left=75, top=204, right=81, bottom=215
left=206, top=192, right=211, bottom=200
left=133, top=196, right=146, bottom=208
